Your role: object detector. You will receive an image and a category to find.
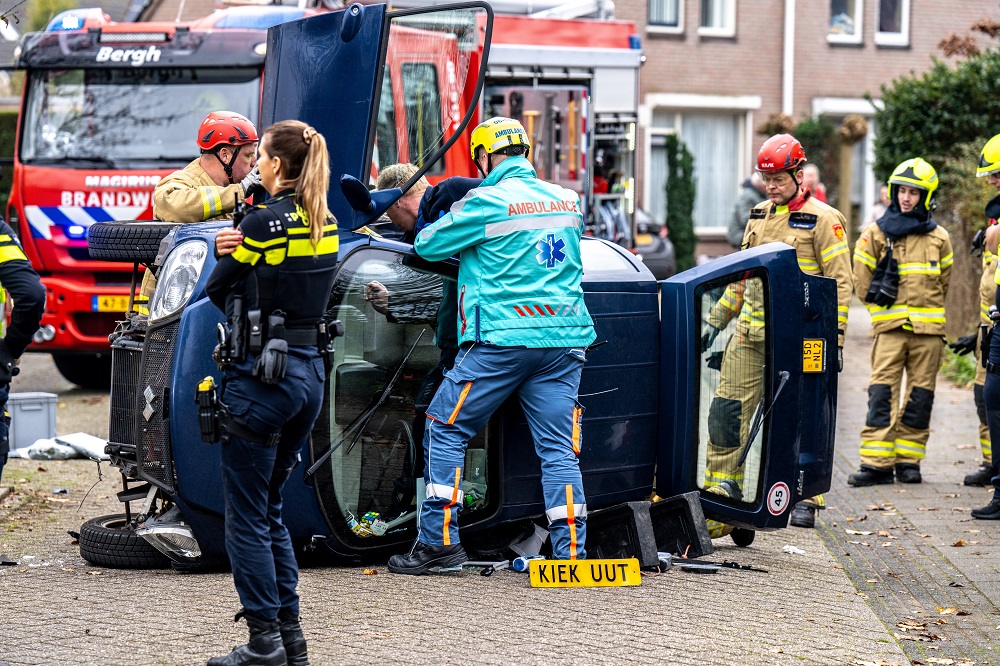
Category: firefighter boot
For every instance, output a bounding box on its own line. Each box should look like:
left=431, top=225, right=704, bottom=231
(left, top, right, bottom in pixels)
left=971, top=496, right=1000, bottom=520
left=964, top=464, right=994, bottom=487
left=208, top=614, right=286, bottom=666
left=847, top=466, right=894, bottom=487
left=278, top=609, right=308, bottom=666
left=895, top=464, right=922, bottom=484
left=789, top=502, right=816, bottom=528
left=387, top=540, right=468, bottom=575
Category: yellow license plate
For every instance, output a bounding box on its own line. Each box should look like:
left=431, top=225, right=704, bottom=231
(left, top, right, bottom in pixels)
left=529, top=558, right=641, bottom=588
left=93, top=295, right=130, bottom=313
left=635, top=233, right=653, bottom=246
left=803, top=339, right=825, bottom=373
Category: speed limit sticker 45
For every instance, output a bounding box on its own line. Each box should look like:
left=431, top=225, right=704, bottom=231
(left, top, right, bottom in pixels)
left=767, top=482, right=790, bottom=515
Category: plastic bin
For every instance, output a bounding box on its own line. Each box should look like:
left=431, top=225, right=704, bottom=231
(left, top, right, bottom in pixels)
left=7, top=392, right=57, bottom=451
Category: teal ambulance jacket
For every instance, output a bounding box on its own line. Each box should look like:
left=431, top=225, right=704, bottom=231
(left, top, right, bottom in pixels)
left=413, top=157, right=596, bottom=349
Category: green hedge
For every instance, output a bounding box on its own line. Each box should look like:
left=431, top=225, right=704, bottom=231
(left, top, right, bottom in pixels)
left=0, top=108, right=17, bottom=215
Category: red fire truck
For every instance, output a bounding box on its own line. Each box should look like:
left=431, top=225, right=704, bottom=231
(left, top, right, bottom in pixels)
left=8, top=4, right=640, bottom=387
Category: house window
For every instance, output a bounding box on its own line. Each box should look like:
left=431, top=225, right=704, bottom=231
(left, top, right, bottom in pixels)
left=828, top=0, right=862, bottom=44
left=699, top=0, right=735, bottom=37
left=649, top=0, right=683, bottom=32
left=875, top=0, right=910, bottom=47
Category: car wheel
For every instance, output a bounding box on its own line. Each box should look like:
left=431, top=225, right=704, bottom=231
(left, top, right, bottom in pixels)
left=79, top=513, right=170, bottom=569
left=730, top=527, right=755, bottom=548
left=86, top=220, right=180, bottom=264
left=52, top=353, right=112, bottom=390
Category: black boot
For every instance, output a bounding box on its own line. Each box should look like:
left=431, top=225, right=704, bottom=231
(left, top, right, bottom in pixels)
left=971, top=496, right=1000, bottom=520
left=895, top=463, right=922, bottom=484
left=278, top=609, right=308, bottom=666
left=208, top=612, right=287, bottom=666
left=847, top=465, right=894, bottom=487
left=964, top=464, right=995, bottom=487
left=789, top=502, right=816, bottom=528
left=387, top=540, right=468, bottom=575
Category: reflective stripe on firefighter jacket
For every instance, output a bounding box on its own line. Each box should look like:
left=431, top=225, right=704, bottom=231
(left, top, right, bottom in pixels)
left=982, top=250, right=996, bottom=325
left=735, top=193, right=853, bottom=347
left=853, top=222, right=953, bottom=336
left=413, top=156, right=596, bottom=349
left=153, top=158, right=247, bottom=223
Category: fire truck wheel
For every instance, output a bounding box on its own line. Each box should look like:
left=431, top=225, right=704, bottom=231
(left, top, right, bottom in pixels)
left=52, top=353, right=112, bottom=390
left=86, top=220, right=181, bottom=264
left=79, top=514, right=170, bottom=569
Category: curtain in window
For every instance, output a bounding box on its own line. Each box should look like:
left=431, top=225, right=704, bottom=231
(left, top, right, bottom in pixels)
left=650, top=138, right=668, bottom=223
left=650, top=0, right=679, bottom=27
left=701, top=0, right=731, bottom=29
left=681, top=113, right=742, bottom=228
left=879, top=0, right=902, bottom=33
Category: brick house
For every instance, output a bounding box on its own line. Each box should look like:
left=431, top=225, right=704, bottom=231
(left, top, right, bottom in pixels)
left=613, top=0, right=999, bottom=255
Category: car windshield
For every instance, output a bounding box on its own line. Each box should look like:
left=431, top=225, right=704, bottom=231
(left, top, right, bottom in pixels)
left=20, top=67, right=260, bottom=166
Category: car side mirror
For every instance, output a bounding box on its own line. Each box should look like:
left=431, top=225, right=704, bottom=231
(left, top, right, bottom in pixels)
left=340, top=174, right=402, bottom=230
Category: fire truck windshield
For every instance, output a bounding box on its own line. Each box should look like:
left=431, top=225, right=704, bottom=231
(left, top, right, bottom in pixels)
left=20, top=67, right=260, bottom=167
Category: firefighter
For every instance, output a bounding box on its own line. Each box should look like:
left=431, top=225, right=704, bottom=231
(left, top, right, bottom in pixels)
left=0, top=226, right=45, bottom=487
left=947, top=216, right=996, bottom=486
left=702, top=133, right=852, bottom=530
left=203, top=120, right=338, bottom=666
left=973, top=133, right=1000, bottom=520
left=388, top=117, right=594, bottom=574
left=849, top=158, right=953, bottom=487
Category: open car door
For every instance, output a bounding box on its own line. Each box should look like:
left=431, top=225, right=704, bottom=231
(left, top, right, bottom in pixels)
left=658, top=243, right=839, bottom=530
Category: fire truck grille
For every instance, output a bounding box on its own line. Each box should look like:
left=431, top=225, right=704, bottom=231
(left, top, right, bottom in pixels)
left=135, top=321, right=180, bottom=491
left=109, top=337, right=144, bottom=446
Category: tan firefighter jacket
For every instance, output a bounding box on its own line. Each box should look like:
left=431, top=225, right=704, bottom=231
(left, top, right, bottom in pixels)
left=153, top=159, right=247, bottom=223
left=853, top=222, right=953, bottom=336
left=981, top=249, right=996, bottom=325
left=709, top=192, right=853, bottom=347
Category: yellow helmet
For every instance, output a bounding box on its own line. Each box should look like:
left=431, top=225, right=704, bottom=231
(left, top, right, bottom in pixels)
left=977, top=134, right=1000, bottom=177
left=888, top=157, right=938, bottom=211
left=470, top=117, right=530, bottom=161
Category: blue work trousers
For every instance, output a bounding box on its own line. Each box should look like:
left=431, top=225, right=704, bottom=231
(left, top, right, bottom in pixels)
left=219, top=349, right=325, bottom=621
left=0, top=383, right=8, bottom=485
left=420, top=344, right=587, bottom=559
left=983, top=329, right=1000, bottom=497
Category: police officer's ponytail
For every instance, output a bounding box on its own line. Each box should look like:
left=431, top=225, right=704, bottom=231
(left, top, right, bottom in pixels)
left=263, top=120, right=333, bottom=251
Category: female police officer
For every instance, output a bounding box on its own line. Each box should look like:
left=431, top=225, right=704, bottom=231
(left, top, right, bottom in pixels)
left=204, top=120, right=338, bottom=666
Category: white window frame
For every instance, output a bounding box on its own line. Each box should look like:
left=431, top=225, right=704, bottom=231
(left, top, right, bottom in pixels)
left=698, top=0, right=736, bottom=38
left=647, top=0, right=684, bottom=35
left=875, top=0, right=910, bottom=47
left=827, top=0, right=863, bottom=45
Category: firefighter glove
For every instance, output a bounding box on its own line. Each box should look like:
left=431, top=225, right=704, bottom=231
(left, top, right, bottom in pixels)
left=701, top=324, right=721, bottom=352
left=838, top=346, right=843, bottom=373
left=240, top=166, right=262, bottom=198
left=0, top=339, right=18, bottom=385
left=949, top=333, right=978, bottom=356
left=707, top=352, right=724, bottom=371
left=253, top=338, right=288, bottom=384
left=971, top=228, right=987, bottom=256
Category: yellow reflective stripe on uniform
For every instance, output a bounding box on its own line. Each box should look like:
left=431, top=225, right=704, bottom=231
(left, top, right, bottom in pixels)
left=720, top=289, right=741, bottom=312
left=797, top=257, right=820, bottom=272
left=264, top=248, right=286, bottom=265
left=940, top=252, right=954, bottom=268
left=287, top=222, right=338, bottom=235
left=0, top=244, right=28, bottom=263
left=894, top=439, right=926, bottom=459
left=739, top=309, right=765, bottom=327
left=243, top=236, right=287, bottom=250
left=232, top=244, right=261, bottom=265
left=867, top=305, right=908, bottom=322
left=705, top=469, right=742, bottom=484
left=288, top=234, right=339, bottom=258
left=984, top=250, right=996, bottom=264
left=821, top=241, right=849, bottom=262
left=981, top=439, right=992, bottom=456
left=898, top=262, right=940, bottom=275
left=838, top=305, right=849, bottom=325
left=860, top=440, right=895, bottom=457
left=908, top=307, right=945, bottom=323
left=200, top=187, right=223, bottom=220
left=854, top=248, right=877, bottom=269
left=0, top=235, right=11, bottom=243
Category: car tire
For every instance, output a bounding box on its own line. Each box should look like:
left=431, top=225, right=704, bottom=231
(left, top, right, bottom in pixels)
left=79, top=513, right=170, bottom=569
left=87, top=220, right=180, bottom=264
left=730, top=527, right=755, bottom=548
left=52, top=353, right=112, bottom=390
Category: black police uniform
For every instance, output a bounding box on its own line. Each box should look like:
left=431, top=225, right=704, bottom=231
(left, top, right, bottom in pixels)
left=204, top=191, right=338, bottom=627
left=0, top=221, right=45, bottom=484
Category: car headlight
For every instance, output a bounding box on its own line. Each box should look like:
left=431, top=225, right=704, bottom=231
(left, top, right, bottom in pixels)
left=149, top=240, right=208, bottom=322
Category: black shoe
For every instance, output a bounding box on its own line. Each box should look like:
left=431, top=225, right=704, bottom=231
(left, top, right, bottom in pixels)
left=789, top=502, right=816, bottom=528
left=388, top=540, right=468, bottom=575
left=278, top=609, right=308, bottom=666
left=706, top=478, right=744, bottom=501
left=208, top=613, right=286, bottom=666
left=730, top=528, right=755, bottom=547
left=971, top=496, right=1000, bottom=520
left=964, top=464, right=995, bottom=487
left=895, top=464, right=922, bottom=484
left=847, top=466, right=894, bottom=487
